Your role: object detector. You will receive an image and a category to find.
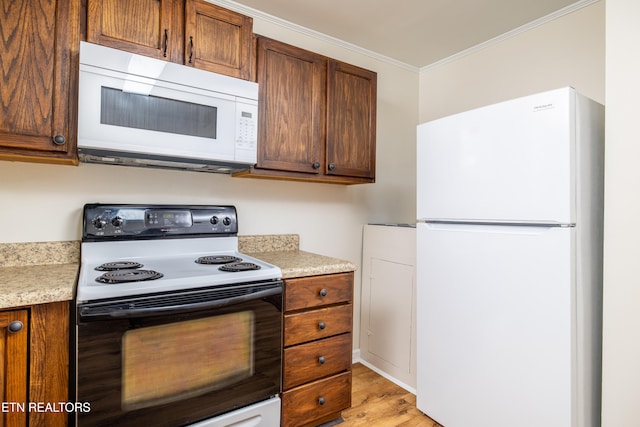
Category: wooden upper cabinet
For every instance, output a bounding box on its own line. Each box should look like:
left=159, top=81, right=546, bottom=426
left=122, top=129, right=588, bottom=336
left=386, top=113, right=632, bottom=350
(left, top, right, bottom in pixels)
left=0, top=0, right=80, bottom=164
left=184, top=0, right=253, bottom=79
left=86, top=0, right=181, bottom=62
left=327, top=60, right=377, bottom=180
left=86, top=0, right=253, bottom=79
left=254, top=37, right=326, bottom=174
left=236, top=36, right=377, bottom=184
left=0, top=309, right=29, bottom=427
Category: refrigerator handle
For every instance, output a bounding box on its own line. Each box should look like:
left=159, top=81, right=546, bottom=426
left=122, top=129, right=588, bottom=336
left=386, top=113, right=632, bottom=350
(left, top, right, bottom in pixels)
left=418, top=221, right=573, bottom=234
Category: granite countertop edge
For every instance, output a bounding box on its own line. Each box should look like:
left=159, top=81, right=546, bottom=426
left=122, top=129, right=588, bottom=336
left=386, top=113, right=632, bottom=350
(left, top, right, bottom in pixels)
left=246, top=250, right=357, bottom=279
left=0, top=235, right=356, bottom=310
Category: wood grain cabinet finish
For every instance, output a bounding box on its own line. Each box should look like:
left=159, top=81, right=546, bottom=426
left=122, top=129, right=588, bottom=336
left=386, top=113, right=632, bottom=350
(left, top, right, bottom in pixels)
left=281, top=272, right=354, bottom=427
left=0, top=302, right=69, bottom=427
left=235, top=37, right=377, bottom=184
left=0, top=309, right=29, bottom=427
left=281, top=371, right=352, bottom=427
left=283, top=333, right=352, bottom=389
left=86, top=0, right=181, bottom=61
left=184, top=0, right=253, bottom=79
left=284, top=273, right=354, bottom=311
left=326, top=60, right=377, bottom=180
left=252, top=37, right=326, bottom=175
left=0, top=0, right=80, bottom=165
left=284, top=304, right=352, bottom=347
left=87, top=0, right=253, bottom=79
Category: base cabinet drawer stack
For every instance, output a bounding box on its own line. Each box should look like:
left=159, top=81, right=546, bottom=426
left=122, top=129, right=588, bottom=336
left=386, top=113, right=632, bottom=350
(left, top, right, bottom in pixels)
left=281, top=272, right=354, bottom=427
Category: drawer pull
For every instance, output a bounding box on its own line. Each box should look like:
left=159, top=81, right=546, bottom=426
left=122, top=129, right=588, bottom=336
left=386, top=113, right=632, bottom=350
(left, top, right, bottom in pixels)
left=318, top=356, right=326, bottom=364
left=7, top=321, right=23, bottom=333
left=319, top=288, right=328, bottom=297
left=318, top=397, right=326, bottom=406
left=318, top=321, right=326, bottom=330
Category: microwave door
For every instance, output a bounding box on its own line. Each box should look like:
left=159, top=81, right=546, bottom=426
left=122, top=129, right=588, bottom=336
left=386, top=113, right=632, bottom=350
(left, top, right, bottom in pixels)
left=78, top=67, right=240, bottom=162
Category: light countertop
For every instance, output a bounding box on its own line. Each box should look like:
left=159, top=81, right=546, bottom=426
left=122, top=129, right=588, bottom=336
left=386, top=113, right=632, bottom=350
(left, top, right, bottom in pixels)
left=0, top=263, right=78, bottom=308
left=0, top=236, right=356, bottom=310
left=246, top=250, right=356, bottom=279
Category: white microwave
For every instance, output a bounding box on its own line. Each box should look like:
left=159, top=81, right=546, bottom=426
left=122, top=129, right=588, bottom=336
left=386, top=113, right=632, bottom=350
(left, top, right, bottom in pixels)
left=77, top=42, right=258, bottom=173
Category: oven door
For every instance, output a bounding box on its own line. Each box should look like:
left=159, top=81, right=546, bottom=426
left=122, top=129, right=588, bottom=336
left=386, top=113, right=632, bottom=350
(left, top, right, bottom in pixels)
left=75, top=280, right=282, bottom=427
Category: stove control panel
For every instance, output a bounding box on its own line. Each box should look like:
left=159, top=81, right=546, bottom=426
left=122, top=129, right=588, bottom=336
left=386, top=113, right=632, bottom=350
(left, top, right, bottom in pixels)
left=83, top=204, right=238, bottom=240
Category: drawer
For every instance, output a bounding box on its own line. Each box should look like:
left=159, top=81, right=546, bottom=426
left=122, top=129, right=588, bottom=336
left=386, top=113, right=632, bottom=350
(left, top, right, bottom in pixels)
left=284, top=304, right=352, bottom=347
left=283, top=333, right=352, bottom=389
left=281, top=371, right=352, bottom=427
left=284, top=273, right=353, bottom=311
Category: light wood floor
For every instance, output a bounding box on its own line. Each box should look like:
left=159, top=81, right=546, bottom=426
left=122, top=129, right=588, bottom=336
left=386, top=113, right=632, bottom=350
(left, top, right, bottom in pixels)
left=339, top=363, right=442, bottom=427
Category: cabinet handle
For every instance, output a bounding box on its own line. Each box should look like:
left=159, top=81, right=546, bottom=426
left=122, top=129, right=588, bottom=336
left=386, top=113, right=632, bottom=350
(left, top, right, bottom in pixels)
left=318, top=397, right=326, bottom=406
left=318, top=321, right=326, bottom=330
left=188, top=36, right=194, bottom=63
left=7, top=321, right=23, bottom=333
left=52, top=135, right=65, bottom=145
left=318, top=356, right=326, bottom=365
left=328, top=163, right=336, bottom=171
left=312, top=161, right=321, bottom=169
left=163, top=29, right=168, bottom=57
left=319, top=288, right=328, bottom=297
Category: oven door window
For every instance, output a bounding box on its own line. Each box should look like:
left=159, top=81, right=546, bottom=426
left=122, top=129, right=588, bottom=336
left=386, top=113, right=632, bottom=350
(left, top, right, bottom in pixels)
left=122, top=311, right=254, bottom=411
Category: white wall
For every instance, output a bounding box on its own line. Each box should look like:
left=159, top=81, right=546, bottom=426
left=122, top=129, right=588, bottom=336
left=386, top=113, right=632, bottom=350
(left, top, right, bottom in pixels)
left=0, top=4, right=419, bottom=353
left=602, top=1, right=640, bottom=425
left=419, top=1, right=604, bottom=123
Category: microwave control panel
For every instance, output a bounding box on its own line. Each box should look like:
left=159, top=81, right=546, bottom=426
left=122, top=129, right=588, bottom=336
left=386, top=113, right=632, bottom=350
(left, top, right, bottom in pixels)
left=234, top=102, right=258, bottom=162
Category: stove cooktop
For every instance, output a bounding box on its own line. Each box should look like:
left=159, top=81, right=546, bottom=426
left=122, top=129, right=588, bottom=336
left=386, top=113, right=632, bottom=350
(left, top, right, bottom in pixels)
left=77, top=249, right=281, bottom=302
left=76, top=204, right=282, bottom=303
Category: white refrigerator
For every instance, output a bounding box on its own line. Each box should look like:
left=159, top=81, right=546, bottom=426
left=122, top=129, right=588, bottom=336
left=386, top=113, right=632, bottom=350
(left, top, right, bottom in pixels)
left=415, top=87, right=604, bottom=427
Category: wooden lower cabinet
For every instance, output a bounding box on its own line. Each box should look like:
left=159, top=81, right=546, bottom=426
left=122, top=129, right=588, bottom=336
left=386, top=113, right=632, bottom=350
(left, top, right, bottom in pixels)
left=0, top=309, right=29, bottom=427
left=281, top=371, right=352, bottom=427
left=0, top=301, right=70, bottom=427
left=281, top=272, right=354, bottom=427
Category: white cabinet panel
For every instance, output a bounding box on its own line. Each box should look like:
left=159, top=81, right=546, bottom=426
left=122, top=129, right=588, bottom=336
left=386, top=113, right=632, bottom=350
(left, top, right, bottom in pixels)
left=360, top=224, right=416, bottom=389
left=368, top=258, right=414, bottom=370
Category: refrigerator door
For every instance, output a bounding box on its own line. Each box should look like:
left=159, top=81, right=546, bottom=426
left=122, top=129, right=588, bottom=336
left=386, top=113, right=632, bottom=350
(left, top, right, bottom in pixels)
left=417, top=87, right=575, bottom=224
left=416, top=222, right=574, bottom=427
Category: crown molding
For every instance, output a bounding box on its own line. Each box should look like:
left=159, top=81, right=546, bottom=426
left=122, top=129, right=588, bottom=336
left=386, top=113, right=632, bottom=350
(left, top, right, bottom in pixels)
left=207, top=0, right=601, bottom=74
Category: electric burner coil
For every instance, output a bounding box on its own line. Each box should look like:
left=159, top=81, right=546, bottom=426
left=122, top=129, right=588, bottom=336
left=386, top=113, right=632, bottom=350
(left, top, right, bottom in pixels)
left=218, top=262, right=261, bottom=272
left=195, top=255, right=242, bottom=265
left=95, top=261, right=144, bottom=271
left=96, top=270, right=164, bottom=284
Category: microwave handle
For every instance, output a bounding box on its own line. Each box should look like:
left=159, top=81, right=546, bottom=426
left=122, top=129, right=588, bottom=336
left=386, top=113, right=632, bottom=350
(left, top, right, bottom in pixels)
left=78, top=285, right=282, bottom=321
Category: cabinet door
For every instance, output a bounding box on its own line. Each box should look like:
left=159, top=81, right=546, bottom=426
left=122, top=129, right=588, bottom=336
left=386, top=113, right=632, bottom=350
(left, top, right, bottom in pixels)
left=255, top=37, right=326, bottom=174
left=0, top=0, right=79, bottom=164
left=86, top=0, right=180, bottom=62
left=184, top=0, right=253, bottom=79
left=0, top=310, right=28, bottom=426
left=326, top=60, right=377, bottom=179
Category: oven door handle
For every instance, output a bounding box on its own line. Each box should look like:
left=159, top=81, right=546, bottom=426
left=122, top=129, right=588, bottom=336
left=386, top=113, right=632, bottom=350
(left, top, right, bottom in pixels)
left=78, top=286, right=282, bottom=321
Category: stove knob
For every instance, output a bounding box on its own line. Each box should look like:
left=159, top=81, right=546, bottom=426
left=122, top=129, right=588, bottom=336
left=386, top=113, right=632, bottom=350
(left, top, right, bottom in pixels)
left=111, top=216, right=124, bottom=227
left=223, top=217, right=232, bottom=226
left=210, top=216, right=219, bottom=225
left=92, top=217, right=106, bottom=229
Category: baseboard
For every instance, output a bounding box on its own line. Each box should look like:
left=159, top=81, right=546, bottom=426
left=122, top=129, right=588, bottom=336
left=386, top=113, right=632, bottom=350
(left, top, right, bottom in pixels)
left=352, top=349, right=417, bottom=395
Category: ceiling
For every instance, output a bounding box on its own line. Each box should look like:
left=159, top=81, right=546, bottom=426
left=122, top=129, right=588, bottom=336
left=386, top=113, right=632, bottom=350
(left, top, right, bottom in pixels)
left=222, top=0, right=587, bottom=68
